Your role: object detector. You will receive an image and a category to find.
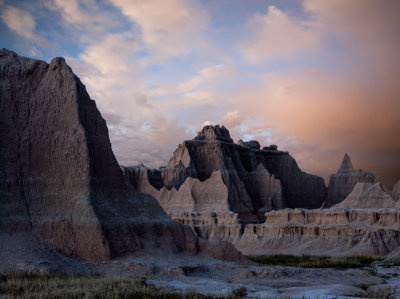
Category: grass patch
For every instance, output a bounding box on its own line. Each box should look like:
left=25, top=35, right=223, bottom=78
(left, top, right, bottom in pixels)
left=0, top=273, right=224, bottom=298
left=247, top=254, right=383, bottom=269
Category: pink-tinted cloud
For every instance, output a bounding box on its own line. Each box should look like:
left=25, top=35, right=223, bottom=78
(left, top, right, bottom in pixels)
left=6, top=0, right=398, bottom=188
left=110, top=0, right=210, bottom=59
left=240, top=5, right=320, bottom=64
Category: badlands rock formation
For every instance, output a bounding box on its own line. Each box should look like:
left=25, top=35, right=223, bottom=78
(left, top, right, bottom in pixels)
left=238, top=208, right=400, bottom=256
left=124, top=127, right=400, bottom=257
left=125, top=125, right=327, bottom=222
left=0, top=49, right=200, bottom=261
left=336, top=182, right=396, bottom=209
left=327, top=153, right=380, bottom=205
left=171, top=208, right=400, bottom=257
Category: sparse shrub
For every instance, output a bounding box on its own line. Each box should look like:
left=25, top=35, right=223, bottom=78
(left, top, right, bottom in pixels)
left=5, top=283, right=23, bottom=296
left=247, top=254, right=383, bottom=269
left=0, top=273, right=224, bottom=298
left=134, top=275, right=148, bottom=286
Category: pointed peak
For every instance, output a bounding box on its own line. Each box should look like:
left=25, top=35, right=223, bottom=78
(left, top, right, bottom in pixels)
left=49, top=56, right=71, bottom=72
left=194, top=124, right=233, bottom=143
left=338, top=153, right=354, bottom=174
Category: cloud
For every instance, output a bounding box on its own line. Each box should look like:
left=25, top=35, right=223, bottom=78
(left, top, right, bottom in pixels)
left=64, top=0, right=399, bottom=187
left=220, top=110, right=244, bottom=128
left=303, top=67, right=321, bottom=75
left=303, top=0, right=400, bottom=71
left=239, top=5, right=320, bottom=64
left=224, top=60, right=400, bottom=186
left=202, top=120, right=214, bottom=126
left=6, top=0, right=398, bottom=187
left=225, top=1, right=400, bottom=187
left=1, top=5, right=49, bottom=46
left=110, top=0, right=210, bottom=59
left=44, top=0, right=123, bottom=43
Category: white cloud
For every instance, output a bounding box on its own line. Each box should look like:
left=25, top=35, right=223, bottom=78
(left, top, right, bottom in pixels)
left=44, top=0, right=123, bottom=43
left=240, top=5, right=320, bottom=64
left=202, top=120, right=214, bottom=127
left=110, top=0, right=210, bottom=59
left=220, top=110, right=244, bottom=128
left=149, top=64, right=230, bottom=97
left=1, top=5, right=49, bottom=46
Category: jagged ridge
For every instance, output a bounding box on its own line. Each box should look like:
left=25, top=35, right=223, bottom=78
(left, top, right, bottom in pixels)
left=124, top=125, right=327, bottom=223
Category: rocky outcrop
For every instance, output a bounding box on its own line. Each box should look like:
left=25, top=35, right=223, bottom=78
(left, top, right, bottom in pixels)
left=123, top=167, right=231, bottom=214
left=172, top=209, right=400, bottom=257
left=0, top=49, right=201, bottom=261
left=237, top=139, right=260, bottom=149
left=335, top=182, right=396, bottom=209
left=120, top=115, right=400, bottom=258
left=327, top=154, right=380, bottom=205
left=127, top=125, right=327, bottom=222
left=236, top=208, right=400, bottom=256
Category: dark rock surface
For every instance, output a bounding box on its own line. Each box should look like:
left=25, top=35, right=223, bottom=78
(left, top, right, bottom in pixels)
left=0, top=49, right=200, bottom=261
left=327, top=153, right=380, bottom=205
left=125, top=125, right=327, bottom=222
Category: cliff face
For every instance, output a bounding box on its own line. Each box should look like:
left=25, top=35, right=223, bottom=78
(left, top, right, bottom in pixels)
left=0, top=49, right=199, bottom=260
left=123, top=125, right=400, bottom=257
left=237, top=208, right=400, bottom=256
left=327, top=154, right=380, bottom=205
left=172, top=209, right=400, bottom=257
left=126, top=125, right=327, bottom=223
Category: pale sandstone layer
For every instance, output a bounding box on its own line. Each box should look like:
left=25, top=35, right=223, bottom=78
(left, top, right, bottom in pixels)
left=167, top=180, right=400, bottom=256
left=172, top=208, right=400, bottom=257
left=167, top=178, right=400, bottom=256
left=336, top=182, right=397, bottom=209
left=0, top=49, right=203, bottom=261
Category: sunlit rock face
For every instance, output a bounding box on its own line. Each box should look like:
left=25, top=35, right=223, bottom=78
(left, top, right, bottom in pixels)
left=124, top=125, right=327, bottom=223
left=327, top=153, right=380, bottom=205
left=335, top=182, right=396, bottom=209
left=0, top=49, right=200, bottom=261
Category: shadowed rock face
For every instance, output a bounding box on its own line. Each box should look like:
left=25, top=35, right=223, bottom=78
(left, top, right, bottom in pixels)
left=392, top=180, right=400, bottom=202
left=125, top=125, right=327, bottom=222
left=0, top=49, right=199, bottom=260
left=327, top=154, right=380, bottom=205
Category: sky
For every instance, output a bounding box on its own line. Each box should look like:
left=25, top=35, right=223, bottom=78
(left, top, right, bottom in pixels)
left=1, top=0, right=399, bottom=188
